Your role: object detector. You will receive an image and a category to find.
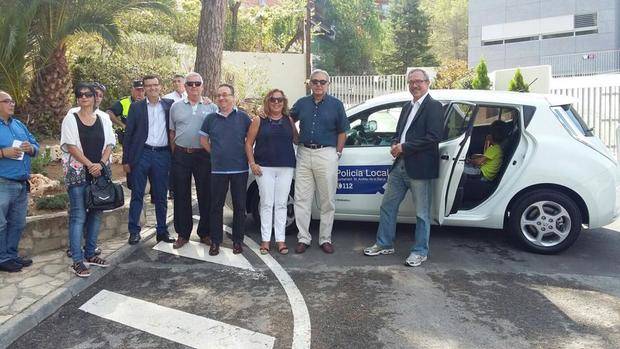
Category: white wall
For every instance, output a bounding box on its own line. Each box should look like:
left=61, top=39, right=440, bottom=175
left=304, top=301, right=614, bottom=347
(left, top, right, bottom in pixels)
left=491, top=65, right=552, bottom=93
left=222, top=51, right=306, bottom=102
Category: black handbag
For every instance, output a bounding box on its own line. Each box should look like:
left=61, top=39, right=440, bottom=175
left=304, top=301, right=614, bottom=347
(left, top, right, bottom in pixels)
left=85, top=164, right=124, bottom=211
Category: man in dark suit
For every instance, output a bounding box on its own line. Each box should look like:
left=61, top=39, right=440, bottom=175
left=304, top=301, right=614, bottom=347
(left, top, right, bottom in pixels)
left=122, top=75, right=176, bottom=245
left=363, top=68, right=443, bottom=267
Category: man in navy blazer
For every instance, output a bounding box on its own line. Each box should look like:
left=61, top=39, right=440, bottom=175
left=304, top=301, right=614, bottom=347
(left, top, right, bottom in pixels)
left=122, top=75, right=176, bottom=245
left=364, top=68, right=444, bottom=267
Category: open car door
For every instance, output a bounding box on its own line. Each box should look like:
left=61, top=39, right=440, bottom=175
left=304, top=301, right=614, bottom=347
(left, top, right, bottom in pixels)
left=433, top=101, right=477, bottom=223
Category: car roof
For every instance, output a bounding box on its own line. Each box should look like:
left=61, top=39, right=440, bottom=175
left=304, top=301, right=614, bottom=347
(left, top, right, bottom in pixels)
left=347, top=89, right=577, bottom=113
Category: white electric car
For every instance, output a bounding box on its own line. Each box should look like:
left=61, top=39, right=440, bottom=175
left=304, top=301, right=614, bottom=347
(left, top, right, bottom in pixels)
left=236, top=89, right=620, bottom=254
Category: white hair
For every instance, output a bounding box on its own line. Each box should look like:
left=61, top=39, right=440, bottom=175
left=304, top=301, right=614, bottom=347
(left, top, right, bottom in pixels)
left=407, top=68, right=430, bottom=81
left=185, top=72, right=203, bottom=83
left=310, top=69, right=330, bottom=82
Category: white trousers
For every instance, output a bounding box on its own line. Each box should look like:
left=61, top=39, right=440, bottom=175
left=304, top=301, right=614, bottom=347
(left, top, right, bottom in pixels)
left=294, top=146, right=339, bottom=245
left=255, top=166, right=295, bottom=242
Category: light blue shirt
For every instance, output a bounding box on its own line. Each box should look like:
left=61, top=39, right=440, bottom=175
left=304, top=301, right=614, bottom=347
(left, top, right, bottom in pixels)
left=0, top=117, right=39, bottom=181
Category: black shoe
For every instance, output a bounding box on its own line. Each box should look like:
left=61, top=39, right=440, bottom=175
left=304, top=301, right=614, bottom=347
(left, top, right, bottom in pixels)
left=14, top=256, right=33, bottom=267
left=156, top=234, right=176, bottom=243
left=0, top=260, right=23, bottom=272
left=128, top=233, right=141, bottom=245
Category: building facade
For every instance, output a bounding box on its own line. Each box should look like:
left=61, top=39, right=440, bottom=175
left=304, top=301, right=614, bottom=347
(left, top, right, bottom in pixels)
left=468, top=0, right=620, bottom=76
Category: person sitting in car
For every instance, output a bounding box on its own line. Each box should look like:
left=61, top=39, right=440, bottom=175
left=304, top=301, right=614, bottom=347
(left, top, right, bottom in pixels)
left=464, top=120, right=506, bottom=182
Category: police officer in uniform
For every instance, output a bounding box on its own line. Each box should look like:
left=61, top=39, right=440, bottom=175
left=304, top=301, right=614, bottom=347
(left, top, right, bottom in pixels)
left=106, top=80, right=145, bottom=145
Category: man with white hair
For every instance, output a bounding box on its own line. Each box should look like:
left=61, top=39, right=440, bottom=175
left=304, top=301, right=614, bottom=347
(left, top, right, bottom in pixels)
left=169, top=72, right=217, bottom=249
left=363, top=68, right=443, bottom=267
left=291, top=69, right=350, bottom=254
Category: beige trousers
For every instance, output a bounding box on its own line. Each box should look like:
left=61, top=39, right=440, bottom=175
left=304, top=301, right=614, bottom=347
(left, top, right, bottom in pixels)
left=294, top=146, right=339, bottom=245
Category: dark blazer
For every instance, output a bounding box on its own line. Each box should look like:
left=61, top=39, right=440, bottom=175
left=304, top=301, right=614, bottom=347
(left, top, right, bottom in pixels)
left=391, top=94, right=444, bottom=179
left=122, top=98, right=174, bottom=168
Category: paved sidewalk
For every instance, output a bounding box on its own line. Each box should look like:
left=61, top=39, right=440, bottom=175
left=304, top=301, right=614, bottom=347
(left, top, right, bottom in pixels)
left=0, top=195, right=174, bottom=347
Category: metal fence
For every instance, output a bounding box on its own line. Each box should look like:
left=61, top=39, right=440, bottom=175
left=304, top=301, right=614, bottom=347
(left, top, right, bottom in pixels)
left=331, top=75, right=406, bottom=107
left=542, top=49, right=620, bottom=77
left=551, top=85, right=620, bottom=154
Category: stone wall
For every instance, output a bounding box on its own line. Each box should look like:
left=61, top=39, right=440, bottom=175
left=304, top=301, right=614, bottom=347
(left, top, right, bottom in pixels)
left=19, top=206, right=130, bottom=256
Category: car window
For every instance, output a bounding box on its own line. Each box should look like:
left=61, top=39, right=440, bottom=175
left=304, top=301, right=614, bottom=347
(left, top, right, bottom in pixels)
left=346, top=104, right=402, bottom=147
left=551, top=105, right=594, bottom=137
left=443, top=103, right=475, bottom=141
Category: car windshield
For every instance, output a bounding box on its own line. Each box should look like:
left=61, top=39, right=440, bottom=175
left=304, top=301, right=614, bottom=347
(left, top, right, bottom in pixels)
left=551, top=105, right=594, bottom=137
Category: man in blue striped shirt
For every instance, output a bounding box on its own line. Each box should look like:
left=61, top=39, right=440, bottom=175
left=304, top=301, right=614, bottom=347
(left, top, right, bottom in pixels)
left=0, top=90, right=39, bottom=273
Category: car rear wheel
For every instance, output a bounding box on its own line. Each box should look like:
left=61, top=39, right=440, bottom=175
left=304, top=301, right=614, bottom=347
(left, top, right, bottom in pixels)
left=509, top=189, right=582, bottom=254
left=251, top=182, right=298, bottom=235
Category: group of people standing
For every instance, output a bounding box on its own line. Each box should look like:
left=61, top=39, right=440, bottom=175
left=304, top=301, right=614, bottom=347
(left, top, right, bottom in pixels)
left=0, top=67, right=445, bottom=276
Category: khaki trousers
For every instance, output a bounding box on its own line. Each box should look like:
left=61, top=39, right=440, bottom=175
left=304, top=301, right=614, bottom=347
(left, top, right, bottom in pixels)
left=294, top=146, right=339, bottom=245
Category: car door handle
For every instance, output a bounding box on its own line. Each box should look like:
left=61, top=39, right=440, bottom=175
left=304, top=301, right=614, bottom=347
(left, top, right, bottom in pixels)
left=440, top=155, right=449, bottom=160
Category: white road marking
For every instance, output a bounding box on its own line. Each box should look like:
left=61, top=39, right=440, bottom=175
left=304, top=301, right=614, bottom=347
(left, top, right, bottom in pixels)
left=80, top=290, right=275, bottom=349
left=153, top=241, right=255, bottom=271
left=224, top=225, right=312, bottom=349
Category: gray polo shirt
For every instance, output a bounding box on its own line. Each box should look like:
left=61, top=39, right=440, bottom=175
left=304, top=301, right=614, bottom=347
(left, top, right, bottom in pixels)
left=169, top=98, right=218, bottom=148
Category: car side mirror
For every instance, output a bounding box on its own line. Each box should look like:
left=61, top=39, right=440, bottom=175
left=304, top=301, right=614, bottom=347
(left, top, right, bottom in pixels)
left=365, top=120, right=378, bottom=133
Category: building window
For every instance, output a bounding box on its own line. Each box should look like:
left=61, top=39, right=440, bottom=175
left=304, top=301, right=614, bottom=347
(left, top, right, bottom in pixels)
left=504, top=36, right=539, bottom=44
left=574, top=13, right=597, bottom=28
left=482, top=40, right=503, bottom=46
left=575, top=29, right=598, bottom=36
left=542, top=32, right=574, bottom=39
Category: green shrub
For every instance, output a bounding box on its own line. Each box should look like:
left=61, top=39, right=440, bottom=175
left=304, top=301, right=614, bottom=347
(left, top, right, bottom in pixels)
left=35, top=192, right=68, bottom=210
left=508, top=68, right=529, bottom=92
left=30, top=146, right=52, bottom=176
left=472, top=58, right=491, bottom=90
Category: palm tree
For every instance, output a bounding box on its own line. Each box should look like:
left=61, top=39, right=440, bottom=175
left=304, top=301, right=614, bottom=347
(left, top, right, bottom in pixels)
left=23, top=0, right=172, bottom=127
left=0, top=1, right=40, bottom=108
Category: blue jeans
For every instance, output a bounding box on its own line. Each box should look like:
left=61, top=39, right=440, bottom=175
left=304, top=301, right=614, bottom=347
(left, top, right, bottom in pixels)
left=0, top=178, right=28, bottom=263
left=376, top=160, right=432, bottom=256
left=128, top=148, right=170, bottom=235
left=68, top=184, right=102, bottom=263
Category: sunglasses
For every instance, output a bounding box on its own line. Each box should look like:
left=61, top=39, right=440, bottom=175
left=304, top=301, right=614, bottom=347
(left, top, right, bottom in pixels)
left=310, top=79, right=328, bottom=86
left=76, top=92, right=94, bottom=98
left=185, top=81, right=202, bottom=87
left=269, top=97, right=284, bottom=103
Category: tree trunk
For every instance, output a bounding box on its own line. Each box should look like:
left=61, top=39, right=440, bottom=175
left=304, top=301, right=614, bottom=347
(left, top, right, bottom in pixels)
left=195, top=0, right=227, bottom=99
left=230, top=1, right=241, bottom=51
left=24, top=43, right=72, bottom=136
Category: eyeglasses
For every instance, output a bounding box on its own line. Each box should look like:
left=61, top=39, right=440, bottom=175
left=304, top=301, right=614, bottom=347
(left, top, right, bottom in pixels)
left=310, top=79, right=328, bottom=86
left=144, top=84, right=159, bottom=88
left=408, top=79, right=428, bottom=85
left=185, top=81, right=202, bottom=87
left=216, top=93, right=232, bottom=98
left=0, top=99, right=15, bottom=105
left=76, top=92, right=94, bottom=98
left=269, top=97, right=284, bottom=103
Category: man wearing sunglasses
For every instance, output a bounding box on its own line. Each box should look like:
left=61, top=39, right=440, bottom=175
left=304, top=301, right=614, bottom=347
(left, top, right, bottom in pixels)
left=0, top=91, right=39, bottom=272
left=168, top=73, right=217, bottom=249
left=290, top=69, right=350, bottom=254
left=163, top=74, right=188, bottom=103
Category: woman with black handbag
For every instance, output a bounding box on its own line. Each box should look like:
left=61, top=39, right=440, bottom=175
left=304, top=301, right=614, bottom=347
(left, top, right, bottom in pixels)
left=60, top=83, right=116, bottom=277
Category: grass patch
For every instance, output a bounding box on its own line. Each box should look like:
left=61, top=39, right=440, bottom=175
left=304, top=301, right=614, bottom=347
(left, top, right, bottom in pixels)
left=35, top=193, right=69, bottom=210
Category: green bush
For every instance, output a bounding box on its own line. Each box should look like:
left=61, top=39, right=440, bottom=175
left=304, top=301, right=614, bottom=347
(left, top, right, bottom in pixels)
left=30, top=146, right=52, bottom=176
left=508, top=68, right=529, bottom=92
left=472, top=58, right=491, bottom=90
left=35, top=193, right=68, bottom=210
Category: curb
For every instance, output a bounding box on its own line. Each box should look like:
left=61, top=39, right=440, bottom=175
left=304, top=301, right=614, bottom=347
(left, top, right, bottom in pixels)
left=0, top=214, right=173, bottom=348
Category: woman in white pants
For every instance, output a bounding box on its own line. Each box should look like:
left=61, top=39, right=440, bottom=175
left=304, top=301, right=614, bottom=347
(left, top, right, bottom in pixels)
left=246, top=89, right=298, bottom=255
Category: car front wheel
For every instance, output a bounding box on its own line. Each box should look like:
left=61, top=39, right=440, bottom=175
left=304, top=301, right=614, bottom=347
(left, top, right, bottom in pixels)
left=508, top=189, right=582, bottom=254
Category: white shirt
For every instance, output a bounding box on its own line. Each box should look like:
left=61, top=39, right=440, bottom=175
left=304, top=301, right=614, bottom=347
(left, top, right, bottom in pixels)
left=163, top=91, right=187, bottom=103
left=145, top=99, right=168, bottom=146
left=399, top=92, right=429, bottom=144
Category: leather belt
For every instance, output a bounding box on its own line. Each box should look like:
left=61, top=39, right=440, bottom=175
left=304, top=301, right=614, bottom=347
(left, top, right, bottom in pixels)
left=143, top=145, right=170, bottom=151
left=303, top=143, right=327, bottom=149
left=175, top=145, right=205, bottom=154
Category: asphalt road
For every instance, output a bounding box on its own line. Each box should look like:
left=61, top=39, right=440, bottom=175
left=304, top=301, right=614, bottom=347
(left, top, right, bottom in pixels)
left=9, top=210, right=620, bottom=349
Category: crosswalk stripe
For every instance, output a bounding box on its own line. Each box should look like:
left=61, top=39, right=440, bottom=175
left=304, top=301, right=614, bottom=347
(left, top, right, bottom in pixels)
left=80, top=290, right=275, bottom=349
left=153, top=241, right=255, bottom=271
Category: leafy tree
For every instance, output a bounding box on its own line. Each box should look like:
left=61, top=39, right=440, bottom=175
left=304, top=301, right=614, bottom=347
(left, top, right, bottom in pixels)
left=420, top=0, right=468, bottom=63
left=195, top=0, right=226, bottom=98
left=22, top=0, right=172, bottom=131
left=432, top=60, right=471, bottom=89
left=471, top=58, right=491, bottom=90
left=377, top=0, right=437, bottom=75
left=508, top=68, right=529, bottom=92
left=312, top=0, right=382, bottom=75
left=0, top=1, right=39, bottom=108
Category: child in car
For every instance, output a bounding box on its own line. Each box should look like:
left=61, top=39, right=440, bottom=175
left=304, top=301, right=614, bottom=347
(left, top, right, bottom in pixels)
left=464, top=120, right=506, bottom=182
